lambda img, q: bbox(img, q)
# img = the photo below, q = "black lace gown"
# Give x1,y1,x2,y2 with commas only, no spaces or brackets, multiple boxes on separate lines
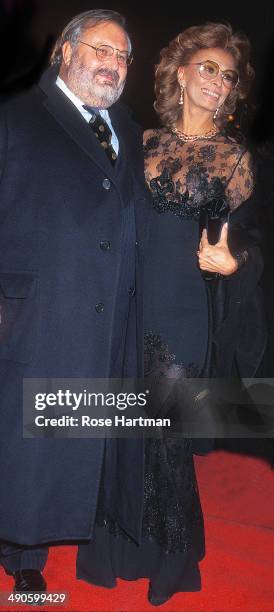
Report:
76,128,254,602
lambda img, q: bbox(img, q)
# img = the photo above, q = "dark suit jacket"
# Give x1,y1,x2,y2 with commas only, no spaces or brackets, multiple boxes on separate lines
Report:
0,67,151,545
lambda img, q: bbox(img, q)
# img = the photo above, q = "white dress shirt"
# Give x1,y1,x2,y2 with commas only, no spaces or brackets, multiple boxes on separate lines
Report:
56,76,119,154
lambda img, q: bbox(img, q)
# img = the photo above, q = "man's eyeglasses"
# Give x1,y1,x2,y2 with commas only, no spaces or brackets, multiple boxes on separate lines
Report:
185,59,239,90
78,41,133,67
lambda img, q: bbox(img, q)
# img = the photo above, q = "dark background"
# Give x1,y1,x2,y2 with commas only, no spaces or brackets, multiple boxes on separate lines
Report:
1,0,274,133
0,0,274,461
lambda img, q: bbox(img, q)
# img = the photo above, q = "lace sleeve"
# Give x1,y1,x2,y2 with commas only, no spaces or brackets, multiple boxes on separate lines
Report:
226,150,254,212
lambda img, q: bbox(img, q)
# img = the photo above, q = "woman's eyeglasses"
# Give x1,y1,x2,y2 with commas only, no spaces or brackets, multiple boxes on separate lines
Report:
185,59,239,90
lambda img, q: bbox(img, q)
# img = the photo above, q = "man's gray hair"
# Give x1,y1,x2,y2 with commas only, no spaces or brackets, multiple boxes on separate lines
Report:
50,9,132,67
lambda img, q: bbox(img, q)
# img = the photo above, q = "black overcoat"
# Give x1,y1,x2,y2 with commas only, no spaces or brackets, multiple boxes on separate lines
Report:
0,68,150,545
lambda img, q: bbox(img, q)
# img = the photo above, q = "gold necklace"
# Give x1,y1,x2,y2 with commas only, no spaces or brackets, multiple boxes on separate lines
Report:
171,124,218,142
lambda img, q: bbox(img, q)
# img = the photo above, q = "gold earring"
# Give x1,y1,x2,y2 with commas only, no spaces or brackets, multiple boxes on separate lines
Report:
179,83,184,106
214,106,219,121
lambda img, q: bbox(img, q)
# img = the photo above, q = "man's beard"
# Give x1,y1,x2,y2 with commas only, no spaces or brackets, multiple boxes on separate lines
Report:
66,53,126,108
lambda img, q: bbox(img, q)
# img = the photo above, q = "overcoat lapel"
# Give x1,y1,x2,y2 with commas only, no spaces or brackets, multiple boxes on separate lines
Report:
38,68,118,184
109,103,151,251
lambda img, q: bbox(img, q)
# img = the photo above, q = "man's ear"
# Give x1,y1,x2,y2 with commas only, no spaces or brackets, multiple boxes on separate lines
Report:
62,41,73,66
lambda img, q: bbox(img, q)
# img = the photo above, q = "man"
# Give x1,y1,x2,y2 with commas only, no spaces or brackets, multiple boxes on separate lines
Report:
0,9,149,592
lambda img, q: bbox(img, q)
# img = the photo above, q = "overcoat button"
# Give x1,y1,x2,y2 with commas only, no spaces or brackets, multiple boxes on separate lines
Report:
95,303,105,313
100,240,111,251
102,178,111,190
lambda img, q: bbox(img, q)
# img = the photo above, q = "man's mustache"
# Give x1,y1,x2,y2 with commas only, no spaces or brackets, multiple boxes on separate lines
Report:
95,69,119,85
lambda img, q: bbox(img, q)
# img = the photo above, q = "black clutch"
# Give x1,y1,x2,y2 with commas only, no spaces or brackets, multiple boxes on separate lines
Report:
199,195,230,280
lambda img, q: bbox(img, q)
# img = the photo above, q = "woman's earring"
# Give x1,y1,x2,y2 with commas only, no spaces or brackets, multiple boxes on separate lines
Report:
179,83,184,106
214,106,219,121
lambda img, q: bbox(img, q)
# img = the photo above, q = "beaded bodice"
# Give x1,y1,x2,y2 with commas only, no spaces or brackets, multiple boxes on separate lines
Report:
144,128,254,219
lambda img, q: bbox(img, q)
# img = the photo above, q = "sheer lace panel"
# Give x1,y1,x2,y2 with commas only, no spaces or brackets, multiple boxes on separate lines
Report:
143,128,254,215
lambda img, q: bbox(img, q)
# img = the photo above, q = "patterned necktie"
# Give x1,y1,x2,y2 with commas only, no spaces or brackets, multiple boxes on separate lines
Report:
83,105,117,166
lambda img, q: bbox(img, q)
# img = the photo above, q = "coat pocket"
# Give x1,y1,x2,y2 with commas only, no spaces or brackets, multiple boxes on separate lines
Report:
0,271,38,363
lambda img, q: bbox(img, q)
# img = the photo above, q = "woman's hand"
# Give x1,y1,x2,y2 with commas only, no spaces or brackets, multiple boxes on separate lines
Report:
197,223,238,276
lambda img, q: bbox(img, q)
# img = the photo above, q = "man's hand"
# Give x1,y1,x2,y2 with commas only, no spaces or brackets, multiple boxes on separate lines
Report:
197,223,238,276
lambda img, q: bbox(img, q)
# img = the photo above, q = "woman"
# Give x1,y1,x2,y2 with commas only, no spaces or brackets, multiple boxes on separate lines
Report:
77,22,266,606
142,21,266,603
144,22,265,378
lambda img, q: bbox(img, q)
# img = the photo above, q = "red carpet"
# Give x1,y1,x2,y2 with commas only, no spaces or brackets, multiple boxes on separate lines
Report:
1,450,274,612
